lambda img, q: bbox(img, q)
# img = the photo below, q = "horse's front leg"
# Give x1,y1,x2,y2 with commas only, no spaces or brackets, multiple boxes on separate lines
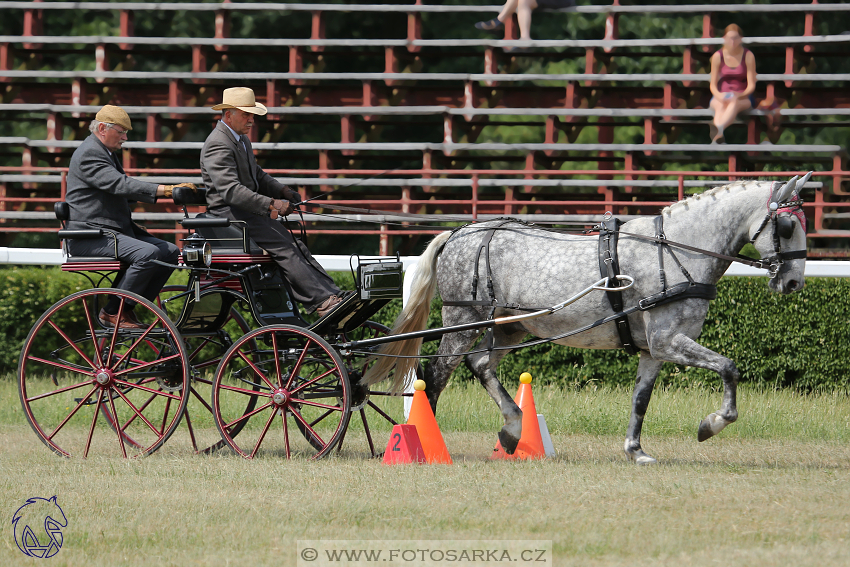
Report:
624,352,664,464
651,333,740,442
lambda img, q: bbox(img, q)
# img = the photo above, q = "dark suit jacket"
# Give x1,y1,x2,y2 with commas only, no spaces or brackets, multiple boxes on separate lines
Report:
201,121,292,216
66,135,159,235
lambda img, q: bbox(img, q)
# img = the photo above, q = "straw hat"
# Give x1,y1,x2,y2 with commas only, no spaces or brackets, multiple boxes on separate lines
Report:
211,87,268,115
95,105,132,131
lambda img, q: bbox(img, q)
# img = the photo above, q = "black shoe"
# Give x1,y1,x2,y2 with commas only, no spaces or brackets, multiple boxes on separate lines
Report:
475,18,504,33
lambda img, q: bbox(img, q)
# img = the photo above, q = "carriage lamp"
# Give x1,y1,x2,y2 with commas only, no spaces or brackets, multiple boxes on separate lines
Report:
182,233,212,267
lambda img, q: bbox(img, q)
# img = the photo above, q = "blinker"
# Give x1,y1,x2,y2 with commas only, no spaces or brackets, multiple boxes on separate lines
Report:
776,215,795,239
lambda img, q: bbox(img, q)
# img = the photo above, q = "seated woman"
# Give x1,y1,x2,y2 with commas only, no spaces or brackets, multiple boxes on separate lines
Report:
709,24,757,144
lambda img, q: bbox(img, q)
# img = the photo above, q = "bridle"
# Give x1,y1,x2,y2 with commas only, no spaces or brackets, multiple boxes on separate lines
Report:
745,181,807,278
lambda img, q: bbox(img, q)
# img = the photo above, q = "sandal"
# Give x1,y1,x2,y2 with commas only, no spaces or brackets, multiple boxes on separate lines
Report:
475,18,504,32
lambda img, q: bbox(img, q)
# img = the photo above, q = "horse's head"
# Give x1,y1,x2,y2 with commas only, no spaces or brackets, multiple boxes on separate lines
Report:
749,174,809,294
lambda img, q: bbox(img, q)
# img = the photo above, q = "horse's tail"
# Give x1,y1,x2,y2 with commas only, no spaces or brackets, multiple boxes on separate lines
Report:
361,231,452,390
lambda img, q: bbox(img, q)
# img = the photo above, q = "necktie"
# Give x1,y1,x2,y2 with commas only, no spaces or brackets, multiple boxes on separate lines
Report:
242,136,259,188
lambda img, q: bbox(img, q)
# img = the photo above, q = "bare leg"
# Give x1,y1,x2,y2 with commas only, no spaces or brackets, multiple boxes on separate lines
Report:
715,97,753,134
516,0,538,40
624,352,664,464
497,0,520,23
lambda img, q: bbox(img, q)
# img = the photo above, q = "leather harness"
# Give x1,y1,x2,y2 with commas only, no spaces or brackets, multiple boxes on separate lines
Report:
442,217,719,355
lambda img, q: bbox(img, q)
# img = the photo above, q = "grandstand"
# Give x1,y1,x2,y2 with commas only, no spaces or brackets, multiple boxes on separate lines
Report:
0,1,848,256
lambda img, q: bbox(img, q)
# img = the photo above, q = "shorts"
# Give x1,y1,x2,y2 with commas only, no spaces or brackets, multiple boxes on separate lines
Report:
535,0,576,9
717,93,755,107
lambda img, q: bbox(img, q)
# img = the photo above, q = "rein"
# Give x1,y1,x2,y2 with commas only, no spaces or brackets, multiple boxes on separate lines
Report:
614,194,807,279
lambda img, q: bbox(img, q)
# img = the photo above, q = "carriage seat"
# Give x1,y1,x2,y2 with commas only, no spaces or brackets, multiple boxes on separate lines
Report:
182,213,265,255
54,201,124,268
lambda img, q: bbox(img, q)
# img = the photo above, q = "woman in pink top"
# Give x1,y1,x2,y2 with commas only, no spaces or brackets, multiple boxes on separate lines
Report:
709,24,757,143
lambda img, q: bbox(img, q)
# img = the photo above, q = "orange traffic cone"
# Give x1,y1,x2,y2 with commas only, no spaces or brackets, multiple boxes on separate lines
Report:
406,379,452,464
491,372,546,460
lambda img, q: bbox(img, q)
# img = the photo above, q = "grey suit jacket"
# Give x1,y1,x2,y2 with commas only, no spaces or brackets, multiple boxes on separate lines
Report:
66,135,159,235
201,121,291,216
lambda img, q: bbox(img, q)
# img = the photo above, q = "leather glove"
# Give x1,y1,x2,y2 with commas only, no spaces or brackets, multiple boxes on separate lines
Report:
284,187,302,204
163,182,198,198
269,198,293,220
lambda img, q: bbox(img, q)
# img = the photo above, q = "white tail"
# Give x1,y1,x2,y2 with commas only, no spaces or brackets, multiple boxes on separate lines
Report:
361,231,452,390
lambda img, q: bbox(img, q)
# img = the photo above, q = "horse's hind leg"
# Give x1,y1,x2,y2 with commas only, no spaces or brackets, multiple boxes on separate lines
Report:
423,327,483,413
465,327,528,455
624,352,664,465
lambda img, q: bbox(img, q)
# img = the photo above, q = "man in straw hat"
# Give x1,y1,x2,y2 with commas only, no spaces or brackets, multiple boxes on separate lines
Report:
201,87,346,317
65,104,197,329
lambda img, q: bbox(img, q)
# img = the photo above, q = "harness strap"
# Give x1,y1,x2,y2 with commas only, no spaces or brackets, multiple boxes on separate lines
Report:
598,217,637,355
441,299,545,312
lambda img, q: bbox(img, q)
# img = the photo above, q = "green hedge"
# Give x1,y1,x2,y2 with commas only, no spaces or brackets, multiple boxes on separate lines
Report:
2,267,848,391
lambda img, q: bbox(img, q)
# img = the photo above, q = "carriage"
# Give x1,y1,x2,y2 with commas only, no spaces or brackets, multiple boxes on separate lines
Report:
17,174,809,464
17,186,421,460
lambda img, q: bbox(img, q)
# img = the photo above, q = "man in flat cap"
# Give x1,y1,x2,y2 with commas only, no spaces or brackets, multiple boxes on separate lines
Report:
200,87,345,317
65,104,196,328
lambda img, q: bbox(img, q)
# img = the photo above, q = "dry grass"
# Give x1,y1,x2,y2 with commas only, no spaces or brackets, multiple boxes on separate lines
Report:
2,379,849,567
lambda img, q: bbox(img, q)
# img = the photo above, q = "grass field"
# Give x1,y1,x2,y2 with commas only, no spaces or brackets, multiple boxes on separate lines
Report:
2,377,849,566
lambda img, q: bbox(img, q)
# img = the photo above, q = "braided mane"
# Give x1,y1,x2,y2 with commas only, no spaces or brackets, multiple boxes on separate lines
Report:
661,180,764,217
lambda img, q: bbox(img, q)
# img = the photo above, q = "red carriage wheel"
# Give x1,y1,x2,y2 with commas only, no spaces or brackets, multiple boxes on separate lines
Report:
339,321,420,457
212,325,350,459
18,288,190,458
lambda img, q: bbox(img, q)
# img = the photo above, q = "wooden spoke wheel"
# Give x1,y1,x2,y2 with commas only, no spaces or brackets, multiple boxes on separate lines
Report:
18,289,190,458
212,325,350,460
153,286,258,454
339,321,419,457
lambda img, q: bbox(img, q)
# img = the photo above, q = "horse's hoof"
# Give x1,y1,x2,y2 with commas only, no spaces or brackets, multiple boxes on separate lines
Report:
498,429,519,455
697,412,729,442
624,444,657,465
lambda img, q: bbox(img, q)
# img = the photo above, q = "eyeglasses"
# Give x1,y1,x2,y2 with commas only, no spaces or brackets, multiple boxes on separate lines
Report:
105,123,129,135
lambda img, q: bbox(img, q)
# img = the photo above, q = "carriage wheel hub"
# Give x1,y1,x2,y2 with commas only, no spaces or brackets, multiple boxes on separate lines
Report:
95,369,112,385
272,389,289,406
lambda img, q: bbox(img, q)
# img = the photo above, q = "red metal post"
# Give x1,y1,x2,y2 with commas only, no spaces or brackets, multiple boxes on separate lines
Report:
385,47,398,86
784,46,796,88
471,174,479,219
23,0,43,50
701,13,713,53
289,46,304,86
119,10,135,51
146,114,162,154
192,45,207,77
803,2,816,54
311,11,325,53
603,0,619,54
407,0,422,53
95,44,108,84
215,0,231,52
0,43,10,70
443,114,454,144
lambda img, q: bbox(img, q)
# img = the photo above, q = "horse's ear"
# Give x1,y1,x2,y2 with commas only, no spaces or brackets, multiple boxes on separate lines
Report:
795,171,814,195
774,175,798,203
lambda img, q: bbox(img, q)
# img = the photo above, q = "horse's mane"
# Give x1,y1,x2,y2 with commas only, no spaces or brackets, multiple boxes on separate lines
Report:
661,180,765,217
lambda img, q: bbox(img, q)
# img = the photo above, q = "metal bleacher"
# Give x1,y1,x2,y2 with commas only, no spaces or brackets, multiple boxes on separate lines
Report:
0,1,848,254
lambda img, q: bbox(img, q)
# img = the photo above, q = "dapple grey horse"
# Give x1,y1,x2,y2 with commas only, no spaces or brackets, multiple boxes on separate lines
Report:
364,176,809,463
